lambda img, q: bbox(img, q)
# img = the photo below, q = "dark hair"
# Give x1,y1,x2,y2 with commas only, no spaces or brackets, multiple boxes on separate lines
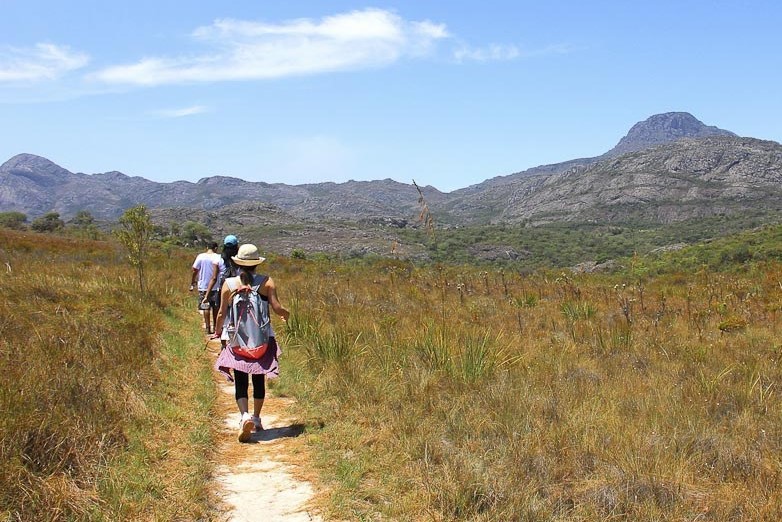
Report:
222,243,239,276
239,265,256,285
208,241,218,250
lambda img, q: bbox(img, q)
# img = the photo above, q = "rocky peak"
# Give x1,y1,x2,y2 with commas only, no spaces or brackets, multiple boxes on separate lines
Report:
605,112,736,157
0,153,78,186
1,153,67,173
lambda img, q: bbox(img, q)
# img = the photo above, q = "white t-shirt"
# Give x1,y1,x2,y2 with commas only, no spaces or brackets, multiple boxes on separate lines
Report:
192,252,221,291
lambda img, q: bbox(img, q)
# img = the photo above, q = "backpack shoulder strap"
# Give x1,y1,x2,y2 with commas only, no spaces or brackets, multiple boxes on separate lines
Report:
251,273,269,291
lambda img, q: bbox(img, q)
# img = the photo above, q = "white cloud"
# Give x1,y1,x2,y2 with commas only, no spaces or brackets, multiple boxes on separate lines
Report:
453,44,520,63
453,42,574,63
0,43,89,82
93,9,449,86
153,105,209,118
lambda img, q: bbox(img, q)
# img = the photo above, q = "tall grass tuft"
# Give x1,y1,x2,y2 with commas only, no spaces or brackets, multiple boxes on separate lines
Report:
414,324,454,376
459,331,513,384
307,329,364,365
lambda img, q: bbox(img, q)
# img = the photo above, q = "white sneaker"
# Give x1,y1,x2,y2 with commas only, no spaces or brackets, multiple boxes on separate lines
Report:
238,412,254,443
250,415,263,432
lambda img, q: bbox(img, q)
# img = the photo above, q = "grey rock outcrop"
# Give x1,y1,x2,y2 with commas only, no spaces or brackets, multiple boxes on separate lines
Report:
605,112,737,157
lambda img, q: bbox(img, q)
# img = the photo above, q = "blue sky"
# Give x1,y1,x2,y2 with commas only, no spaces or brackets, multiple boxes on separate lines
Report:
1,1,780,192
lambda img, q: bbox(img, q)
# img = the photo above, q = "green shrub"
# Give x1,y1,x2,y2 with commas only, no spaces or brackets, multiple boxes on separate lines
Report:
30,212,64,232
0,211,27,229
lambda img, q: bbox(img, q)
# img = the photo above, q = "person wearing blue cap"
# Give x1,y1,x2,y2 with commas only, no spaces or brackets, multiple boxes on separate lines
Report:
204,235,240,339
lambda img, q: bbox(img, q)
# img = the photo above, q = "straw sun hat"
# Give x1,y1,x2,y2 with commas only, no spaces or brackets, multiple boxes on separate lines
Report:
231,244,266,266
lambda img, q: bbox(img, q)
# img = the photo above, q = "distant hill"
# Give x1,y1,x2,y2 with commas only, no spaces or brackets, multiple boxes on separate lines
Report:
0,154,447,222
1,112,779,233
494,136,782,224
442,112,750,224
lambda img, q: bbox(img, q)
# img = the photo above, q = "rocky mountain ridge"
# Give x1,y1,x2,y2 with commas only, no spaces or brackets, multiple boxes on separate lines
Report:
497,136,782,224
1,112,779,231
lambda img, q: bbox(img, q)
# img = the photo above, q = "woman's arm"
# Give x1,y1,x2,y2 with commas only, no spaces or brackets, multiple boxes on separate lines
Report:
214,281,232,336
264,277,290,322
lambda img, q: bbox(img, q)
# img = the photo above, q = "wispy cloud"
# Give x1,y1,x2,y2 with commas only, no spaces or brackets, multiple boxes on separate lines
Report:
92,9,449,86
153,105,210,118
453,42,575,63
0,43,89,83
453,44,520,63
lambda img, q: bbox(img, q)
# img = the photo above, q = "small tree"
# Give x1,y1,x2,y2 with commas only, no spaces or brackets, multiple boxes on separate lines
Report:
69,210,95,227
31,212,65,232
68,210,100,239
0,211,27,230
169,222,181,237
181,221,212,246
115,205,153,294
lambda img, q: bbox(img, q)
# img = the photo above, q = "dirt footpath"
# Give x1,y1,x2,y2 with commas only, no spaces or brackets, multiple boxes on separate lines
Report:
207,337,322,521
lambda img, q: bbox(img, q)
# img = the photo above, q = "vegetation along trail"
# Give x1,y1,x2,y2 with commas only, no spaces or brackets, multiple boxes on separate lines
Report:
207,335,322,521
4,216,782,519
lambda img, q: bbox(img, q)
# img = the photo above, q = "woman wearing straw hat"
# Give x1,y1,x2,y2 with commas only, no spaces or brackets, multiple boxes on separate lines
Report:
214,243,290,442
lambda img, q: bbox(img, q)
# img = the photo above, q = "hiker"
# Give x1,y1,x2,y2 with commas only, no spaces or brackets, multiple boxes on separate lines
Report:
190,242,221,335
203,235,240,340
214,243,290,442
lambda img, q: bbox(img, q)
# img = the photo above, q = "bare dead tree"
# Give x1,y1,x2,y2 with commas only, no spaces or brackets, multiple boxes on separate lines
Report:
412,179,435,239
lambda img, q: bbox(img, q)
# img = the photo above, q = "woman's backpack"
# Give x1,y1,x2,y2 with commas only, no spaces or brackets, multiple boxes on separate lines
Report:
226,275,271,360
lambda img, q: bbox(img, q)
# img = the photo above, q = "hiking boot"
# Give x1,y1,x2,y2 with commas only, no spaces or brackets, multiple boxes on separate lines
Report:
250,415,263,432
238,412,254,443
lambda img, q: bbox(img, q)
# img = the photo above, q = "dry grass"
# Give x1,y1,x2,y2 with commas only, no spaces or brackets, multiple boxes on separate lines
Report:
0,228,215,520
273,258,782,520
3,226,781,520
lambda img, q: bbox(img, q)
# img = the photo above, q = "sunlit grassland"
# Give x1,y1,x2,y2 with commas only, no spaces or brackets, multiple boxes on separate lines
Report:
3,221,782,520
0,229,216,520
275,256,782,520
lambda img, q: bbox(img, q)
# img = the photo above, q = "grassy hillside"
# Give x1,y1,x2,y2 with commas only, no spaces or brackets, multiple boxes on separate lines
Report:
395,211,782,268
644,222,782,273
0,229,216,520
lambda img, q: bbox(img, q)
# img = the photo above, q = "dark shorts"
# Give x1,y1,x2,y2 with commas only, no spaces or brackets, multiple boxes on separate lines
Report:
198,290,220,310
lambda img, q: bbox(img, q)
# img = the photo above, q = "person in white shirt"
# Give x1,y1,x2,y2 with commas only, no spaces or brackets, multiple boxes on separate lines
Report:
189,242,221,334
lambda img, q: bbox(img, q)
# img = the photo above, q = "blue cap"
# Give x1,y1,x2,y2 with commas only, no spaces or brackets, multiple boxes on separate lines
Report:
223,234,238,246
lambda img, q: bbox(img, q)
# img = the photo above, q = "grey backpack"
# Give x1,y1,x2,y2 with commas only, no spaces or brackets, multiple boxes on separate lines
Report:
226,274,270,360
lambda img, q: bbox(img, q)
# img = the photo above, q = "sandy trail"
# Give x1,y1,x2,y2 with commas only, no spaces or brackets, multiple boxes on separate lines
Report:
207,337,322,521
